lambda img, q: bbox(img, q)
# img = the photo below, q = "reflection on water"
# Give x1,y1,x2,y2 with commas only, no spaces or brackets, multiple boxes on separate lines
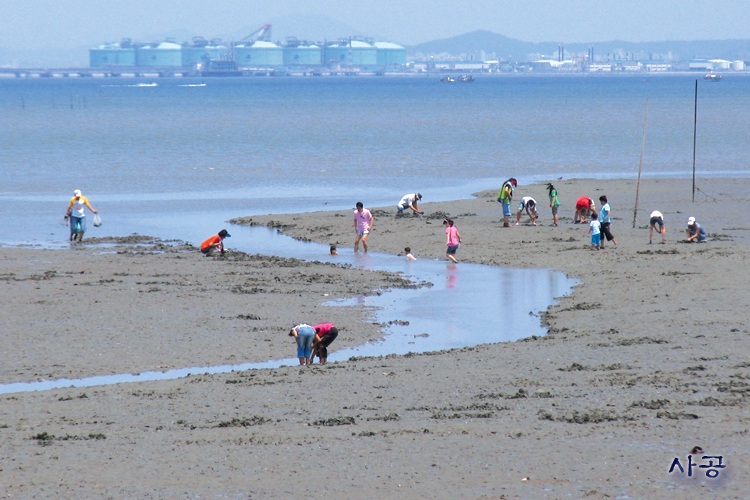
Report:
0,226,576,394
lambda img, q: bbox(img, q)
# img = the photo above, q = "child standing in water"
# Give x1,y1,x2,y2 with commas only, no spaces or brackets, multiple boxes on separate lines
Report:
405,247,417,261
443,219,461,263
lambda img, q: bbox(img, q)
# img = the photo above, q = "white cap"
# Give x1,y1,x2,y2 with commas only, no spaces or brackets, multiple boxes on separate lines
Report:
687,217,696,225
73,189,82,197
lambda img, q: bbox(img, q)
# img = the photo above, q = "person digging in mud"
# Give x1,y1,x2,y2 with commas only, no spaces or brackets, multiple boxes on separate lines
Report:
649,211,666,244
289,324,316,366
396,193,423,215
311,323,339,365
200,229,230,256
515,196,538,226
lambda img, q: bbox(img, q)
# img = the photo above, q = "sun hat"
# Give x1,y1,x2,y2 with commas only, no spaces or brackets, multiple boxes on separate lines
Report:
73,189,82,197
219,229,231,238
687,217,696,225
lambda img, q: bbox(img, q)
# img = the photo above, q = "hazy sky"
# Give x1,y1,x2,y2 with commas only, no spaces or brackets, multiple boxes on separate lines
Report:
2,0,749,49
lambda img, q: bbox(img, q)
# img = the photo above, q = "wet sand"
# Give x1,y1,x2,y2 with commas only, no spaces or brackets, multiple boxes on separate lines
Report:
1,177,748,498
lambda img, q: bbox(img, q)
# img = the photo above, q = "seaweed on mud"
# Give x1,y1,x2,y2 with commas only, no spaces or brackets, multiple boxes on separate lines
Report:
313,416,356,426
538,409,630,424
615,337,668,346
507,389,528,399
656,411,700,420
638,248,680,255
31,432,106,445
630,399,670,410
472,392,506,400
366,413,401,422
431,412,494,420
216,416,271,428
689,396,744,407
559,363,589,372
235,314,261,320
558,302,602,312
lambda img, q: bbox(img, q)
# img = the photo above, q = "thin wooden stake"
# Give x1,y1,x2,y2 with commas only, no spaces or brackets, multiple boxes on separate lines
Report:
632,99,649,229
692,79,698,202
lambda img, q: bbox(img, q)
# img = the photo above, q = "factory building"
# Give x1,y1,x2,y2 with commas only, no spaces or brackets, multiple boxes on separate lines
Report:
136,42,183,67
374,42,406,66
90,24,406,70
283,38,323,66
90,40,136,66
324,40,377,67
182,37,227,67
234,41,284,67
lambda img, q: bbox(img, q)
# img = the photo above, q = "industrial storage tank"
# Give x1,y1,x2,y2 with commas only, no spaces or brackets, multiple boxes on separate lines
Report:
324,39,377,67
733,60,746,70
90,39,136,67
373,41,406,67
282,38,322,66
182,37,227,67
136,42,183,67
234,41,283,67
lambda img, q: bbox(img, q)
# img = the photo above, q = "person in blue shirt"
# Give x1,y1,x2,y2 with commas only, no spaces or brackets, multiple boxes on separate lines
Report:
686,217,707,242
598,195,618,248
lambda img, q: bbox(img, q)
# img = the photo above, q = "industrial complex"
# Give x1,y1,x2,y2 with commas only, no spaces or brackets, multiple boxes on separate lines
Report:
88,25,407,75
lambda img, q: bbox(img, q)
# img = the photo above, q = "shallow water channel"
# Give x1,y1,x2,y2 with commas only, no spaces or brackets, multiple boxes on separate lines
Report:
0,225,576,394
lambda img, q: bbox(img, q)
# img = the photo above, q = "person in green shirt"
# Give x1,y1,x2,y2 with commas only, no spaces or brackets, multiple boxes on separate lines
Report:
547,183,560,227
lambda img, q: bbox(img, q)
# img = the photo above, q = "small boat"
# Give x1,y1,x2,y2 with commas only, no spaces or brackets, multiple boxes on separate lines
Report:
458,75,475,82
439,76,455,82
703,73,721,81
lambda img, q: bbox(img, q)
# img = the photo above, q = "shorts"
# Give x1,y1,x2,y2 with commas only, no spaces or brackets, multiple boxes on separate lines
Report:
316,328,339,358
356,229,370,236
70,216,85,235
601,222,614,241
591,233,601,245
502,202,511,217
551,206,558,215
650,216,664,229
296,327,315,358
446,244,459,255
397,204,407,211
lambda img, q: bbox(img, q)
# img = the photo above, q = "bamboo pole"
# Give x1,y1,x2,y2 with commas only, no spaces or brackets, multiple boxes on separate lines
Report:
632,99,649,228
692,80,698,202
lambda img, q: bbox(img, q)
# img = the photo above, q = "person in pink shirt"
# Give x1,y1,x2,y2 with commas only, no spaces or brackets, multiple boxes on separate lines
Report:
353,201,374,252
443,218,462,263
311,322,339,365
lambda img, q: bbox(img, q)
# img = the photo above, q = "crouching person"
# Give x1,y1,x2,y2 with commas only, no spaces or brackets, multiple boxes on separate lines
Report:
312,323,339,365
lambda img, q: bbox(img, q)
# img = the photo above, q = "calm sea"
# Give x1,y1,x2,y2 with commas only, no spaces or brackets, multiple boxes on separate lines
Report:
1,74,749,246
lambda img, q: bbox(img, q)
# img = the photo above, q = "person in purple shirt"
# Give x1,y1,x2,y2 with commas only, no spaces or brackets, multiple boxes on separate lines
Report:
353,201,374,253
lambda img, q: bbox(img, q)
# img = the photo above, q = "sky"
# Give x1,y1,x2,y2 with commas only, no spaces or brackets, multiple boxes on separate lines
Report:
1,0,749,50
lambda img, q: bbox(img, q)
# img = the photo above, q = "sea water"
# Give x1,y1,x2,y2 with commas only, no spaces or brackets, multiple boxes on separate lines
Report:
1,74,749,246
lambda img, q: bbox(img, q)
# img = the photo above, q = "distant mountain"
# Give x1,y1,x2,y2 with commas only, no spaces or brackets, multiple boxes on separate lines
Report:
407,30,750,62
408,30,557,61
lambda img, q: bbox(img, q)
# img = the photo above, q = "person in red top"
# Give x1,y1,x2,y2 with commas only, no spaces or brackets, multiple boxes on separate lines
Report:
574,196,596,224
200,229,230,256
311,322,338,365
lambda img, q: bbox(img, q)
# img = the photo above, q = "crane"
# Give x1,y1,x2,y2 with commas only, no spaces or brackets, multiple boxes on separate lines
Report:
241,24,272,42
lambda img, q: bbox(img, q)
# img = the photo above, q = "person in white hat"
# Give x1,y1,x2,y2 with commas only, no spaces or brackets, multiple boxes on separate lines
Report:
65,189,98,242
686,217,706,242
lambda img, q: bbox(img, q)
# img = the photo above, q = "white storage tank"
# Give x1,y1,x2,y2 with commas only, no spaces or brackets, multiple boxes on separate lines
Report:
234,41,283,67
732,60,746,71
